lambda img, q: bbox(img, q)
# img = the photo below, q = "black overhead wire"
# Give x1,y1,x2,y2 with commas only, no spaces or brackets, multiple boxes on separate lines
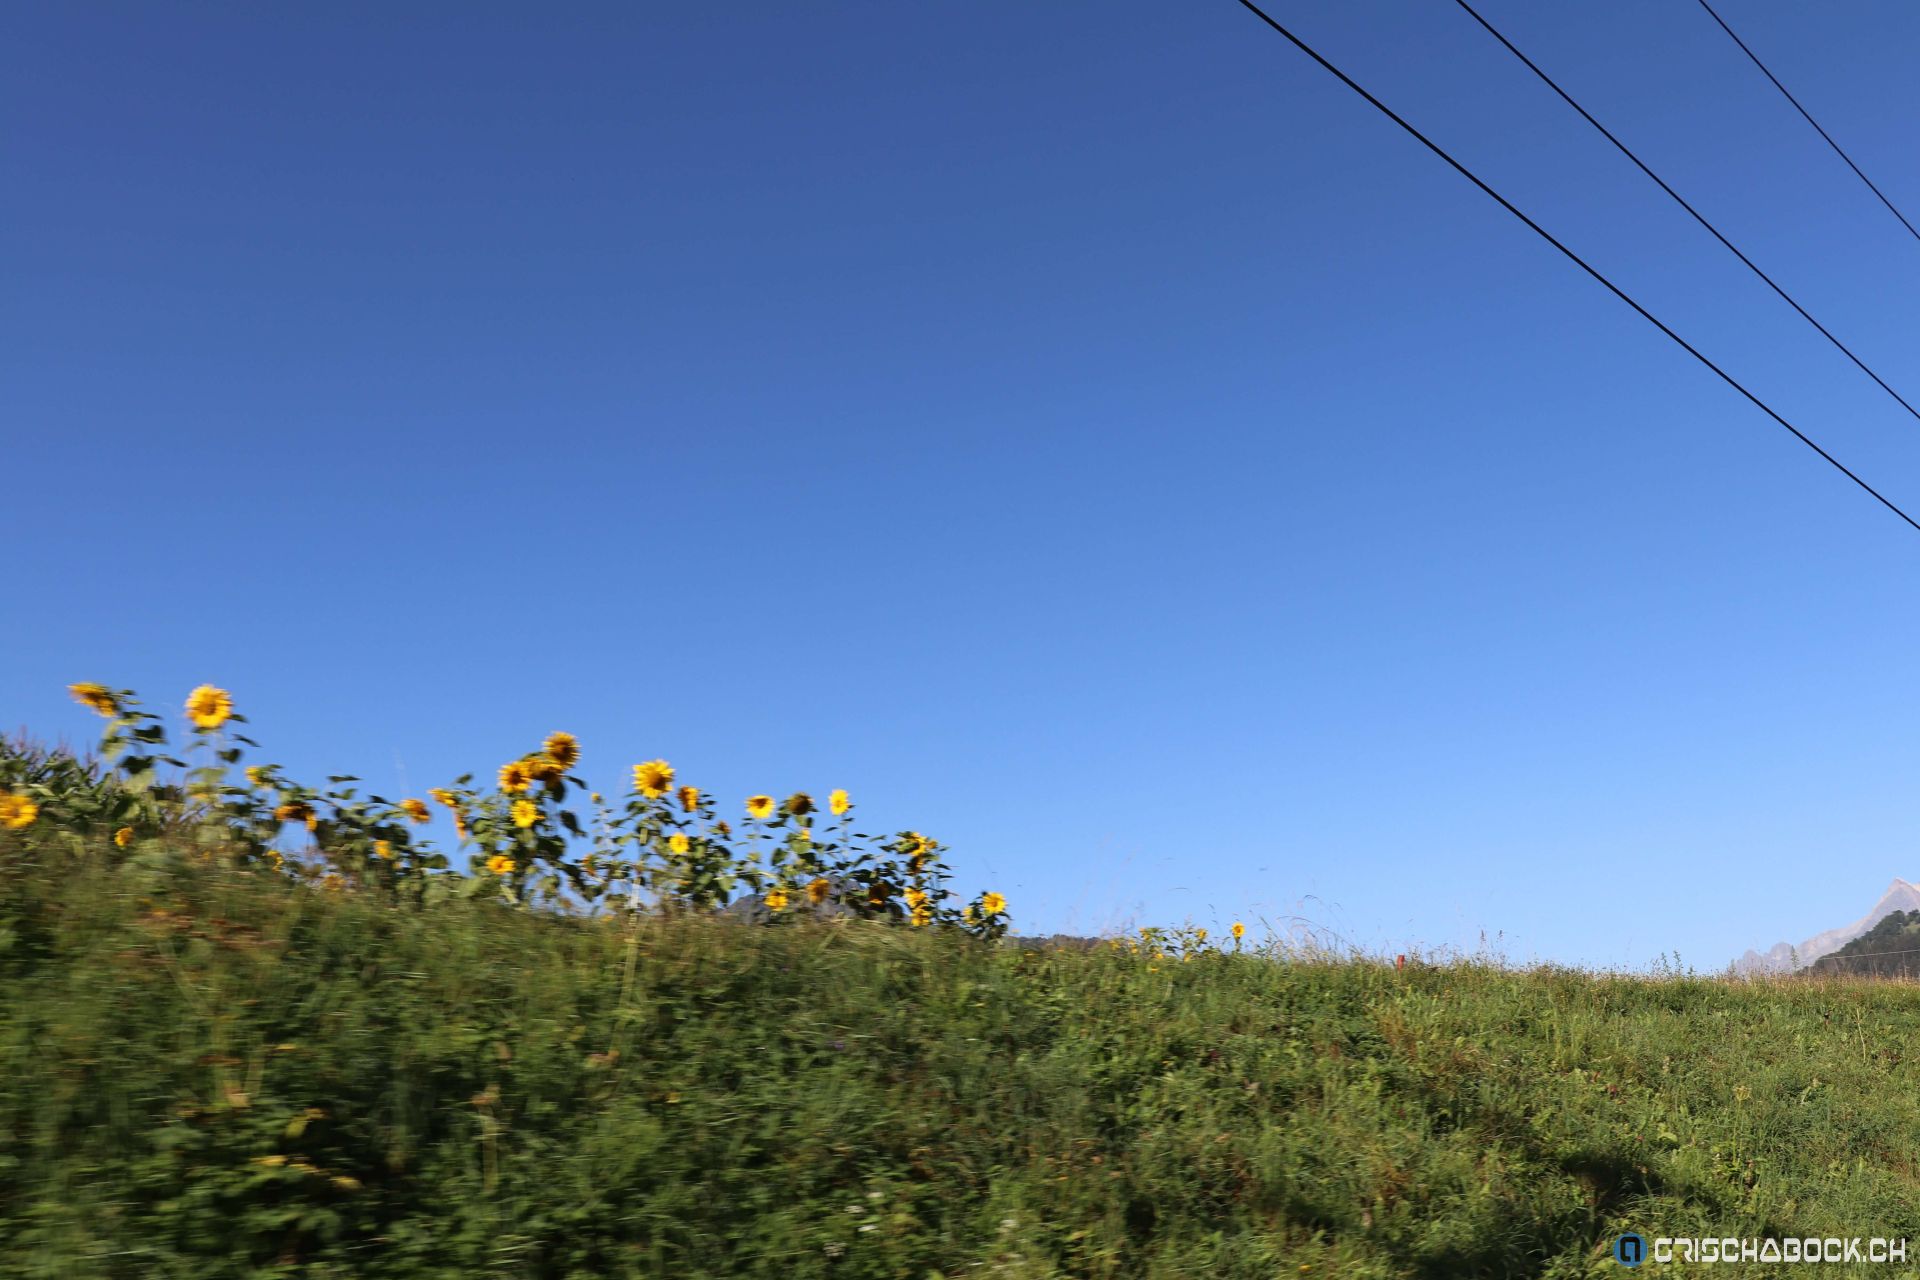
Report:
1455,0,1920,429
1695,0,1920,248
1229,0,1920,536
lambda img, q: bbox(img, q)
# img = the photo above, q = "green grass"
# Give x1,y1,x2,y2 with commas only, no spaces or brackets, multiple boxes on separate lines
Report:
4,841,1920,1278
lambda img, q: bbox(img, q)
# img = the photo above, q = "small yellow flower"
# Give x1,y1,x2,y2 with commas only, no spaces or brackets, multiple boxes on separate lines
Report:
399,798,430,824
429,787,459,808
784,792,814,816
667,833,691,856
805,876,831,906
498,760,533,793
745,794,775,820
1231,922,1246,941
373,839,393,860
0,794,39,829
244,765,270,787
794,826,811,843
677,784,701,813
542,731,580,770
829,788,850,816
1194,928,1207,944
184,684,233,730
981,892,1007,917
266,849,285,871
911,904,932,928
69,682,119,716
633,760,674,798
486,853,514,876
453,813,468,840
113,826,134,847
764,887,791,912
904,886,928,910
511,799,539,828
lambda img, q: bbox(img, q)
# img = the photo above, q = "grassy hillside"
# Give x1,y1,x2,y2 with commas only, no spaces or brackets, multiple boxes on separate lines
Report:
5,843,1920,1278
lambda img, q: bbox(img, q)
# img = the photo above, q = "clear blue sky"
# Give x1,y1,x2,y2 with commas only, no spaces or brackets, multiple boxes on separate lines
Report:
9,1,1920,969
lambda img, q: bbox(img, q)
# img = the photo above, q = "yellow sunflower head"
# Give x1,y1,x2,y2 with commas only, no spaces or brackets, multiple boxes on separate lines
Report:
485,853,514,876
1,793,40,830
185,685,234,731
829,788,850,816
633,760,674,798
764,886,791,912
904,886,928,909
113,825,134,848
373,839,394,860
745,794,775,820
667,833,691,856
498,760,533,794
69,682,119,717
805,876,831,906
542,731,580,771
1231,922,1246,940
910,904,932,928
1194,928,1207,944
980,892,1007,917
274,801,314,830
677,784,702,813
784,792,814,817
429,787,459,809
244,765,270,787
399,798,430,824
525,757,564,784
510,799,539,828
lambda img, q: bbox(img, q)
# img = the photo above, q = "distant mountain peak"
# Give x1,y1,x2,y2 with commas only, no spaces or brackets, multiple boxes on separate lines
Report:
1736,878,1920,974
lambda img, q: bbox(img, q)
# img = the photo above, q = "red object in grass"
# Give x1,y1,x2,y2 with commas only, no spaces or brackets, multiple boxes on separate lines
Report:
1395,954,1406,971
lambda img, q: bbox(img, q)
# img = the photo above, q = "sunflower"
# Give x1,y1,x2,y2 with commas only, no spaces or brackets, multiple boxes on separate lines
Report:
486,853,514,876
525,757,565,786
185,685,233,730
904,886,928,910
784,792,814,817
244,766,270,787
542,731,580,771
399,798,430,824
453,813,468,840
667,833,691,856
745,794,775,820
113,826,134,848
829,788,850,816
980,892,1007,917
373,840,394,860
713,820,731,838
805,876,831,906
1231,922,1246,941
498,760,533,794
764,886,791,912
677,785,701,813
910,904,932,928
511,799,539,828
69,682,119,716
633,760,674,798
1194,928,1207,944
274,801,316,832
866,881,892,908
430,787,459,809
0,794,38,829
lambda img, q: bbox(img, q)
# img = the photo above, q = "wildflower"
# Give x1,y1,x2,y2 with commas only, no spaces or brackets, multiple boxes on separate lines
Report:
69,682,119,716
981,892,1007,917
746,794,775,820
498,760,532,794
805,876,831,906
184,685,233,730
1194,928,1208,943
373,839,394,860
910,904,932,928
511,799,539,828
274,801,317,832
784,792,814,816
904,887,928,910
0,794,39,829
1232,922,1246,941
399,798,430,824
429,787,459,808
114,826,134,848
668,833,691,856
244,765,270,787
525,756,564,784
677,784,701,812
542,731,580,770
765,886,791,911
867,881,892,908
829,788,850,816
486,853,514,876
633,760,674,797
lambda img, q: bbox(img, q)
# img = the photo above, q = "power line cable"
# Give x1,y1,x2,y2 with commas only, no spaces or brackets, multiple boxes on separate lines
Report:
1455,0,1920,428
1229,0,1920,536
1695,0,1920,248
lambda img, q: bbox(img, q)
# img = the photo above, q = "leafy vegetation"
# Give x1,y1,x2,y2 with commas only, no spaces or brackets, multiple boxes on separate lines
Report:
1808,910,1920,979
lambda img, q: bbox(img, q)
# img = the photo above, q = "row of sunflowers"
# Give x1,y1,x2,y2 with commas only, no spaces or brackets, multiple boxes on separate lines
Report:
0,683,1011,937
